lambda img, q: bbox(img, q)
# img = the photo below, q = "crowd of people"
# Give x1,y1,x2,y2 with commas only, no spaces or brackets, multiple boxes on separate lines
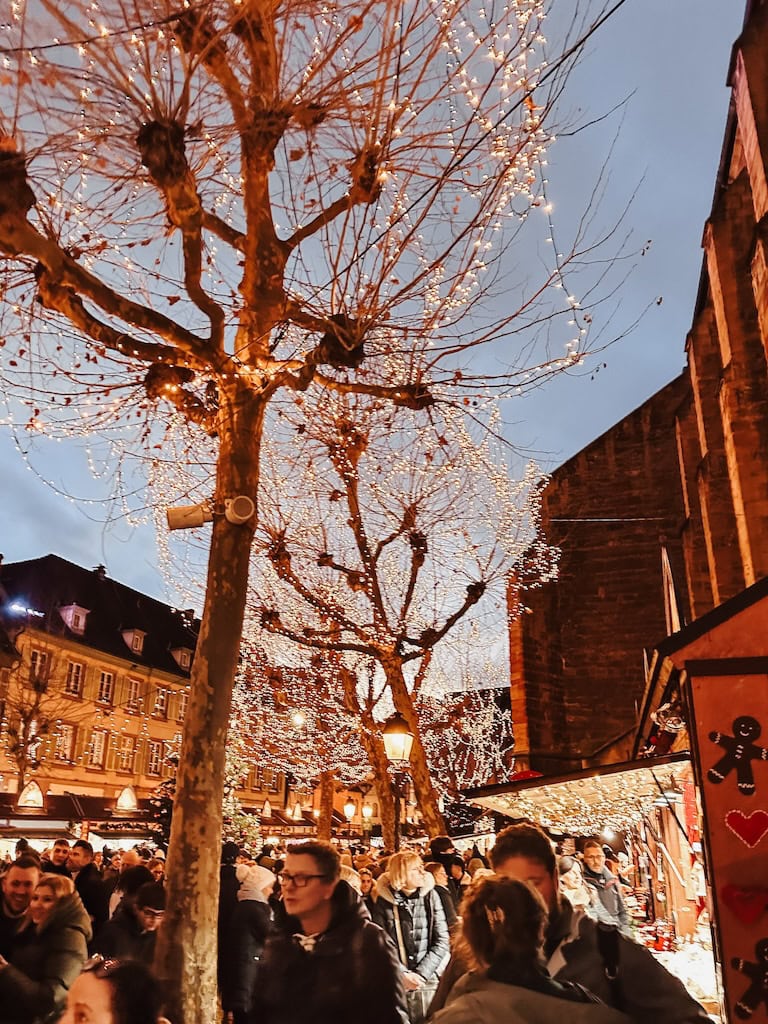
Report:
0,826,709,1024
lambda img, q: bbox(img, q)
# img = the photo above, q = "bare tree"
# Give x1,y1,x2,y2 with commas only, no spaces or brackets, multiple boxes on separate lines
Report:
0,646,96,793
254,392,552,836
1,0,624,1017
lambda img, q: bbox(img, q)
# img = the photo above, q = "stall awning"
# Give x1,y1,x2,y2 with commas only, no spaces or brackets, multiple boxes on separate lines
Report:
462,752,691,835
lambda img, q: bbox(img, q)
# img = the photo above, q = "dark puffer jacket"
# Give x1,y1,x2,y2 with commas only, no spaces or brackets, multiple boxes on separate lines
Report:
0,890,92,1024
372,872,450,981
257,879,408,1024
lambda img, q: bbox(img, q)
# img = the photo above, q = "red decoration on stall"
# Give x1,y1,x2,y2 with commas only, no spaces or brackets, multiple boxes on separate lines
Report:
725,809,768,848
722,884,768,926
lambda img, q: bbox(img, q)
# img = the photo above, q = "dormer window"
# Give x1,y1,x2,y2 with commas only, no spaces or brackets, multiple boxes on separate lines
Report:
171,647,193,671
59,604,89,636
122,629,146,656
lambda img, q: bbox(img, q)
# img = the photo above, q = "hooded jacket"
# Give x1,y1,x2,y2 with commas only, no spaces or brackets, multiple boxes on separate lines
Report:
372,871,450,981
431,968,631,1024
0,890,92,1024
257,879,408,1024
429,899,709,1024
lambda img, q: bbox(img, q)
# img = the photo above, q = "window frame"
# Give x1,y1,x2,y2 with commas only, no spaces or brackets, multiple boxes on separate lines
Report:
97,670,115,705
64,660,84,698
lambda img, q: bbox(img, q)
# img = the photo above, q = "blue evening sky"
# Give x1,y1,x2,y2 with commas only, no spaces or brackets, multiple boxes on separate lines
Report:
1,0,745,603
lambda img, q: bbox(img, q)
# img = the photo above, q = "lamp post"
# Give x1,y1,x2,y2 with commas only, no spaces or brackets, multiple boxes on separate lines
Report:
361,801,374,846
343,798,356,846
382,712,414,852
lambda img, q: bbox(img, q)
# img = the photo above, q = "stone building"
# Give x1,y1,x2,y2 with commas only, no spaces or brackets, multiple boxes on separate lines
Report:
510,0,768,772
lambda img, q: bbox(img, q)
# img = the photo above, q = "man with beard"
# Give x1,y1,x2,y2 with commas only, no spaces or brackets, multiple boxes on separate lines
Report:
0,857,40,959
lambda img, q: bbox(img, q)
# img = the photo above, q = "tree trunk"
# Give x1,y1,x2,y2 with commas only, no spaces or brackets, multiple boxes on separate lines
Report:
317,770,335,841
359,727,397,850
382,653,447,839
154,383,264,1024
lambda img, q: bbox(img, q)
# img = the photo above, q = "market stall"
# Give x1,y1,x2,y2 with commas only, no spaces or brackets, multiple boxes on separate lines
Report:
463,753,719,1016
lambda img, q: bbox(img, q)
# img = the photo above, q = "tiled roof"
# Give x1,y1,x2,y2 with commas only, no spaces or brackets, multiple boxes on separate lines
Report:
0,554,198,679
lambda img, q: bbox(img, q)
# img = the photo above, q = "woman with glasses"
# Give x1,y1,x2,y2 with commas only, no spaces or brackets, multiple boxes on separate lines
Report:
0,874,91,1023
257,840,408,1024
372,851,450,1023
60,957,170,1024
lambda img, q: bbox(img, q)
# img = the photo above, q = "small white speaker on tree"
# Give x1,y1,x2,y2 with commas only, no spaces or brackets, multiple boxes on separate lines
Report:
224,495,255,525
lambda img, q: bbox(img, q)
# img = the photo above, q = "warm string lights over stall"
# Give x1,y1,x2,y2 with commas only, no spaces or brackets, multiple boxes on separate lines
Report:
466,756,692,836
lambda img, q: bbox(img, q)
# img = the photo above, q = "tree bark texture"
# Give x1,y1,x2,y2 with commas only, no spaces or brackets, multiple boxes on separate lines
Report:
155,383,264,1024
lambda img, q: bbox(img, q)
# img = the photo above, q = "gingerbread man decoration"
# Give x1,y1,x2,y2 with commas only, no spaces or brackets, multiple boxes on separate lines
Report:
733,939,768,1018
709,716,768,796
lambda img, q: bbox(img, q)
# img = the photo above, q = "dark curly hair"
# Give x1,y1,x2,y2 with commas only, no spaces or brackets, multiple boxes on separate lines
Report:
98,961,167,1024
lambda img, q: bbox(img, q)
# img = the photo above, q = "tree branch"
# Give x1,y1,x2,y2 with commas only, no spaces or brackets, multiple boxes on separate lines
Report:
0,212,210,360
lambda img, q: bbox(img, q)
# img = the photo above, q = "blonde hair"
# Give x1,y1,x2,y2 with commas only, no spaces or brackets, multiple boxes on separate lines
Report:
36,875,75,900
387,850,422,891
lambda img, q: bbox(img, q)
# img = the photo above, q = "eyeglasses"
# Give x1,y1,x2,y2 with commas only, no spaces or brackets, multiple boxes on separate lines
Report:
278,872,327,888
139,907,165,919
83,954,121,977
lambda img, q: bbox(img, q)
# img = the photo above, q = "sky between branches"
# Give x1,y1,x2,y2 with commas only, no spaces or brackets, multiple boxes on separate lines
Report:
1,0,744,603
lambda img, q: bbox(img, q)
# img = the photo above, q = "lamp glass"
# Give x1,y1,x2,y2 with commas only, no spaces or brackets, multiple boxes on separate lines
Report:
382,713,414,763
343,799,356,821
362,803,373,820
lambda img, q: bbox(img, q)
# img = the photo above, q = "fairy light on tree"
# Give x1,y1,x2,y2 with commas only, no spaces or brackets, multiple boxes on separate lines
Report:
253,389,554,838
2,1,632,1018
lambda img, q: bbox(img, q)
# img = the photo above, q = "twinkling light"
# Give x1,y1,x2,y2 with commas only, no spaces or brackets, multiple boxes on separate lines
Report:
469,758,692,835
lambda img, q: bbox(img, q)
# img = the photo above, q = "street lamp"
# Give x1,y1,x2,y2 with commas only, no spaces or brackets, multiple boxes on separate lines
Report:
382,712,414,852
361,801,374,845
343,798,356,845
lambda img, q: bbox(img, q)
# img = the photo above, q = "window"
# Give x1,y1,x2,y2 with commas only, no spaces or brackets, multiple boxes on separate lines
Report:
97,671,114,705
177,691,189,722
147,741,163,776
89,730,108,768
171,647,193,671
153,686,169,719
59,604,89,635
117,736,135,772
30,649,49,683
121,629,146,656
65,661,84,697
256,767,280,794
126,678,143,713
54,724,76,762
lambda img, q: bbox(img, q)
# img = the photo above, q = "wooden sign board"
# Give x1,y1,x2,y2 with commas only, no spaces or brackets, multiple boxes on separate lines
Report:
685,657,768,1022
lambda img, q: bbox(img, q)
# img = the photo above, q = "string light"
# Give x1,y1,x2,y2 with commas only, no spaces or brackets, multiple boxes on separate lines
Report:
470,760,692,835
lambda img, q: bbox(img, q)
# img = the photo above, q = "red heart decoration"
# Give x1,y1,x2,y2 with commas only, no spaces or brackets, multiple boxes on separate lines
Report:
725,809,768,848
722,884,768,925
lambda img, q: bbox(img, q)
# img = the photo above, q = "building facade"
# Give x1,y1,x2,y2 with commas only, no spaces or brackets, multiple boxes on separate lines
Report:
0,554,276,846
510,0,768,771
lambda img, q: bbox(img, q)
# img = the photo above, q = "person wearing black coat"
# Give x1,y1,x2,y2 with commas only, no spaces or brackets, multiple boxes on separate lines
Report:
256,841,408,1024
68,841,108,935
423,863,459,934
92,881,165,966
228,865,274,1024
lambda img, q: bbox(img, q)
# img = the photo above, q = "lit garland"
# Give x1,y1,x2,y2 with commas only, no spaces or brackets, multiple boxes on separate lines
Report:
469,760,692,835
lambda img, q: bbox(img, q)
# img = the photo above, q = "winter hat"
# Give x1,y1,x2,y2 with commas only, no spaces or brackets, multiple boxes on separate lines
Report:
236,863,275,902
222,841,240,865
